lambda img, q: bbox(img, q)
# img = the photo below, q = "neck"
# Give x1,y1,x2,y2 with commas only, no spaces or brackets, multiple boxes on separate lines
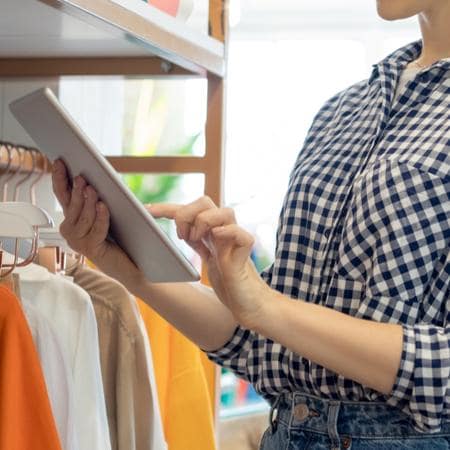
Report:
417,4,450,66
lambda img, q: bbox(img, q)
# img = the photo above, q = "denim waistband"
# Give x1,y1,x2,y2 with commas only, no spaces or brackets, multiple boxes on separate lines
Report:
270,392,450,440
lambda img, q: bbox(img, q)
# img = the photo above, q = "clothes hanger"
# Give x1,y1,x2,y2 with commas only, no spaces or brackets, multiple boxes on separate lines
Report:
29,149,47,205
0,144,55,271
0,202,54,228
0,146,54,228
0,142,13,177
1,144,21,202
0,143,78,274
0,210,37,278
13,147,36,201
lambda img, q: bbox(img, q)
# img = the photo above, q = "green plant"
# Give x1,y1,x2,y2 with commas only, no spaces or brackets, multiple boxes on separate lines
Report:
123,133,201,205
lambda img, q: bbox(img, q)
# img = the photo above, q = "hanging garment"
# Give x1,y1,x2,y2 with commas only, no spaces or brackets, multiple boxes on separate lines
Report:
16,263,111,450
22,302,77,450
0,284,62,450
138,299,217,450
67,263,167,450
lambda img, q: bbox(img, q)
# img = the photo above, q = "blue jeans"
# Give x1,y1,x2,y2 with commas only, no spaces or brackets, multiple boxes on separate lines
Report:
260,392,450,449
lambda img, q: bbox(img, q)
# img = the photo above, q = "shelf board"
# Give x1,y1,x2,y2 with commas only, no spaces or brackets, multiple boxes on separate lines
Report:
107,155,208,173
1,0,225,76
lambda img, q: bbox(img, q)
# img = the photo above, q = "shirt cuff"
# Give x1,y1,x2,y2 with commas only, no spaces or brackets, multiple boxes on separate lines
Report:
390,325,416,403
203,325,251,363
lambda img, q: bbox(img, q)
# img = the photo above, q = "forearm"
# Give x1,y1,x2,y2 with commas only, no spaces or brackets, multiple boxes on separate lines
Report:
252,287,403,394
136,280,238,351
90,244,238,351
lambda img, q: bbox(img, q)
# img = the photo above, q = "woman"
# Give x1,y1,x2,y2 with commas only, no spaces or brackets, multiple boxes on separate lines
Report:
52,0,450,448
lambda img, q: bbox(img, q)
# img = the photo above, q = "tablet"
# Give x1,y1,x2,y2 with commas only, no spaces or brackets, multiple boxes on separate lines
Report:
10,87,200,283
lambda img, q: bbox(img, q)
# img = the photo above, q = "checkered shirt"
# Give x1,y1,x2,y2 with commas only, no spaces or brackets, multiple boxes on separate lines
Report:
206,40,450,433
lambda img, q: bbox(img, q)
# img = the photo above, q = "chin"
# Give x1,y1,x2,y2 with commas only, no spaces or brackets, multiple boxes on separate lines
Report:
376,0,423,21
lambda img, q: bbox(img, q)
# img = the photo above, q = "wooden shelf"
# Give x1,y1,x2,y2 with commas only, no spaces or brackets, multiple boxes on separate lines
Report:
107,156,208,173
0,0,225,77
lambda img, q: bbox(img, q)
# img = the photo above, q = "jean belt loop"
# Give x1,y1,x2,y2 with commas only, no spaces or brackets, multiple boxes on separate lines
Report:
327,400,341,450
270,394,282,433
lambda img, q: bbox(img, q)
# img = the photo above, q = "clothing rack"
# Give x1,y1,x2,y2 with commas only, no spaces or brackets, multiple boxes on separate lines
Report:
0,140,50,174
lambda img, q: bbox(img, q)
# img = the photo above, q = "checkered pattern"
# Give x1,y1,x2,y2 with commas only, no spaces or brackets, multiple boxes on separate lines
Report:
206,41,450,433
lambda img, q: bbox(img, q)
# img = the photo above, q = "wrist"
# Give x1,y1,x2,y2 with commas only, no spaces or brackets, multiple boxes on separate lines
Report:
92,243,147,291
236,276,276,330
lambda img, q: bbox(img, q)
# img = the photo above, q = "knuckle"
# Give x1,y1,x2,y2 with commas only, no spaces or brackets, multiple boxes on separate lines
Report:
199,195,213,206
78,215,90,228
223,207,235,220
174,210,184,223
196,212,210,228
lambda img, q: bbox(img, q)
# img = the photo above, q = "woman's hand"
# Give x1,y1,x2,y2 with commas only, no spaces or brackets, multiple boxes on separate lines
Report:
149,197,270,328
51,160,145,286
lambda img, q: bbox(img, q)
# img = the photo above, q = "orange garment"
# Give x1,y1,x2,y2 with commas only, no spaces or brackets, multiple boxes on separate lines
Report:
138,299,217,450
0,285,62,450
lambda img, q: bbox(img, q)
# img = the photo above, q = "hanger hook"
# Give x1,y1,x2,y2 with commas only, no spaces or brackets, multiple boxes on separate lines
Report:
2,144,21,202
13,147,36,202
0,239,19,278
29,149,47,205
0,144,13,201
0,142,13,177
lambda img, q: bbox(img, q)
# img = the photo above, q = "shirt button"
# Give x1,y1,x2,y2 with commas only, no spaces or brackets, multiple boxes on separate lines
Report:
324,228,331,238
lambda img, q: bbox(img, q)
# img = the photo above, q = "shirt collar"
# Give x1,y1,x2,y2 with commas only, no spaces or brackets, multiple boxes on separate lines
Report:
368,39,450,84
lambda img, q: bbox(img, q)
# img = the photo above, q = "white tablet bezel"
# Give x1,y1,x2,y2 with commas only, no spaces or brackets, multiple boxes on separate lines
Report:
10,87,200,283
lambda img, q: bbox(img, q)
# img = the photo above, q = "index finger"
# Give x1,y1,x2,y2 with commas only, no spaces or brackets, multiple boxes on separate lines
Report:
51,159,71,211
146,203,181,219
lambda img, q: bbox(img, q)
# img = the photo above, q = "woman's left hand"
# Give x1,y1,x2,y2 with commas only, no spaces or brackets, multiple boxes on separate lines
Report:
149,198,270,328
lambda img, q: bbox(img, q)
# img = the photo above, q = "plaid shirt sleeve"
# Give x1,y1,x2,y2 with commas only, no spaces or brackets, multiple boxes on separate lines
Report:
205,326,255,381
337,157,450,432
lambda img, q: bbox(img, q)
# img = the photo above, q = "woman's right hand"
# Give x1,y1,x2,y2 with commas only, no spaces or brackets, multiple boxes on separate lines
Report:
51,159,144,286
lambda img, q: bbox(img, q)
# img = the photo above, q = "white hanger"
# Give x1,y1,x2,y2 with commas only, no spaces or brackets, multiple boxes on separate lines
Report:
0,210,38,277
0,201,54,228
0,203,51,270
38,229,72,254
0,210,35,238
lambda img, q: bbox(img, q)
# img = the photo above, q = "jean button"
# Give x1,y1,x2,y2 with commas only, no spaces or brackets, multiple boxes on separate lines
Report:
294,403,309,421
342,436,352,448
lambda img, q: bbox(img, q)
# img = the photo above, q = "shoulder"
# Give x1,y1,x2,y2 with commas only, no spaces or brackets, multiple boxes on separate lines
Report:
310,79,371,130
